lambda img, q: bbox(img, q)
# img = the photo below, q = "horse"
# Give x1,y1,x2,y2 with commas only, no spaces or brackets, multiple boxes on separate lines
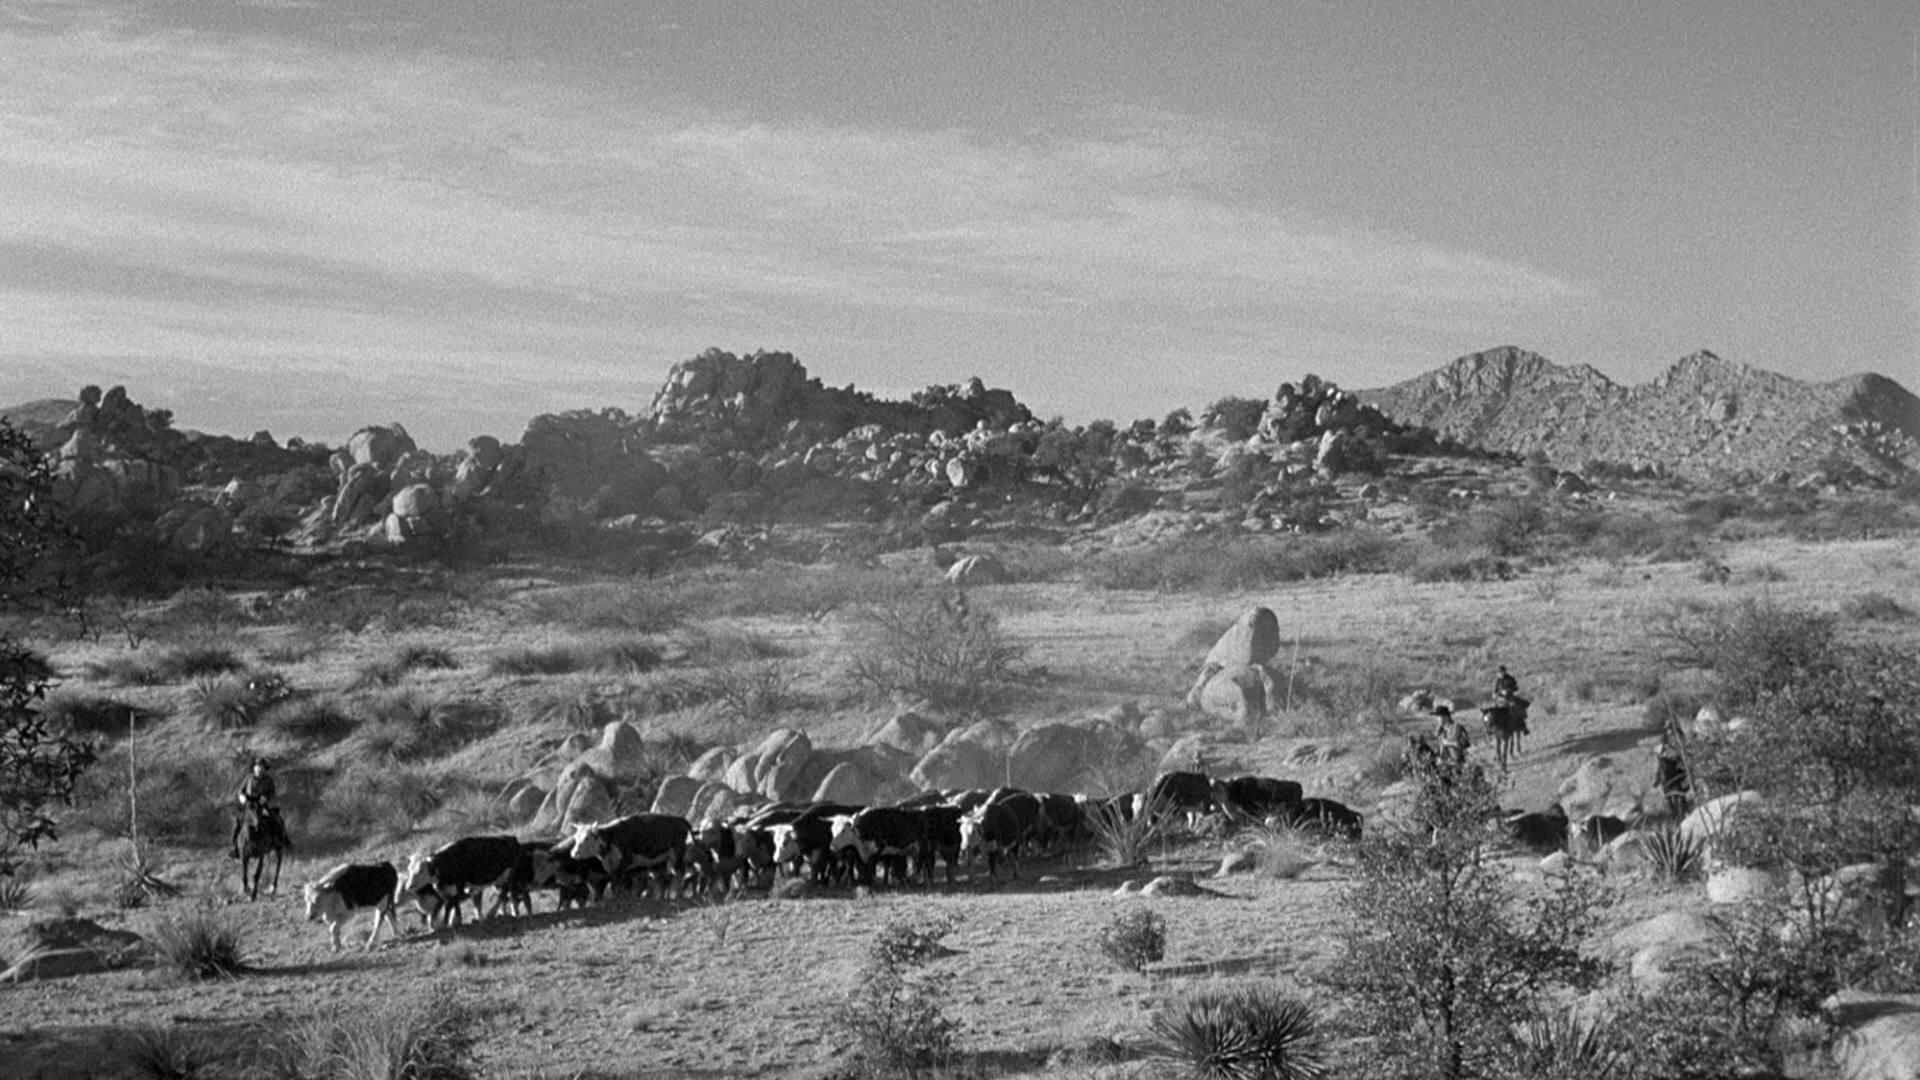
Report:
1478,697,1530,773
238,806,290,901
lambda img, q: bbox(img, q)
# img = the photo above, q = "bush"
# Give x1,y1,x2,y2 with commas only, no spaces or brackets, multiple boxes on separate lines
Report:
835,914,961,1079
156,644,247,681
350,643,461,690
844,589,1029,716
148,906,245,980
313,762,445,841
487,645,587,678
1146,982,1328,1080
261,695,357,743
120,1025,216,1080
39,691,162,739
289,983,479,1080
1647,599,1836,713
522,582,685,635
1842,592,1910,622
1086,794,1175,868
1096,906,1167,973
702,660,798,729
351,692,502,763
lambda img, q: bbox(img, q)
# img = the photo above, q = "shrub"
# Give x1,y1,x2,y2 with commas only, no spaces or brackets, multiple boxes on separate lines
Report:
1086,530,1402,593
844,589,1029,715
1647,599,1836,713
148,906,245,980
1843,592,1910,622
289,983,479,1080
522,583,684,635
156,644,247,681
313,762,445,841
1146,982,1328,1080
835,914,961,1079
261,695,357,743
120,1025,215,1080
703,660,798,729
350,643,461,690
1096,906,1167,973
487,645,586,678
351,692,501,762
83,653,166,687
590,638,665,676
40,691,162,739
1248,824,1315,881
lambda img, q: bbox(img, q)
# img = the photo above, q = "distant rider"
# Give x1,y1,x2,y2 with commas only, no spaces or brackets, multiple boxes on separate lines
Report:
1493,665,1520,703
229,758,281,858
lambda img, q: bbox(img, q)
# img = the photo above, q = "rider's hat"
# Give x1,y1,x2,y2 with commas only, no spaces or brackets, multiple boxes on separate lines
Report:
254,757,272,769
1432,704,1452,717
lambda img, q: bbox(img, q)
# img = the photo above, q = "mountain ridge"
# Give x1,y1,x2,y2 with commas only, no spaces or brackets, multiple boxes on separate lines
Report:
1357,346,1920,482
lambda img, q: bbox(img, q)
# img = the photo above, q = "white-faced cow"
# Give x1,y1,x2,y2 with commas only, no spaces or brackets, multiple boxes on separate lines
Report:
830,807,930,887
494,839,577,917
768,803,864,884
1148,771,1215,828
302,862,399,952
402,834,523,929
567,813,692,898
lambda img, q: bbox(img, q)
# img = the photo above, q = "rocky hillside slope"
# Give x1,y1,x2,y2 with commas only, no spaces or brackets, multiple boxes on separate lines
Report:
1358,346,1920,484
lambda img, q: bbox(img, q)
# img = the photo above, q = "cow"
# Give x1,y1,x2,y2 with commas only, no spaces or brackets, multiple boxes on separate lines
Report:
768,804,863,884
1212,776,1304,825
687,820,750,896
302,862,399,952
567,814,692,898
1148,771,1215,828
919,803,965,884
1507,804,1570,852
1289,798,1364,841
494,839,576,917
830,807,930,886
1034,793,1089,853
960,798,1033,880
401,835,523,929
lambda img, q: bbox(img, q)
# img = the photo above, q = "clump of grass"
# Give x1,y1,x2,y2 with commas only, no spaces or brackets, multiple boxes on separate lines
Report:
84,653,166,687
261,695,357,743
523,583,685,635
289,984,479,1080
1146,982,1329,1080
1087,530,1402,592
120,1025,214,1080
313,762,446,842
157,644,248,681
589,638,664,676
487,644,587,677
1097,906,1167,973
186,675,259,731
351,643,461,690
1843,592,1910,622
352,692,501,762
1249,824,1314,880
148,907,246,980
0,873,33,912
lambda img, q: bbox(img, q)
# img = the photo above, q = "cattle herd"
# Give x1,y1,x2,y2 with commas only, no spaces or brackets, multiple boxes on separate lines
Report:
298,770,1366,952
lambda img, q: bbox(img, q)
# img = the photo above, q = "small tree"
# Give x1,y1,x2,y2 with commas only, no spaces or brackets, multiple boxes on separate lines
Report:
1327,771,1607,1079
0,419,96,876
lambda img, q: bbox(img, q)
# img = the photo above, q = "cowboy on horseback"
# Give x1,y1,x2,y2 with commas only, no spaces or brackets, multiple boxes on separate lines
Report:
1493,665,1521,705
229,757,287,858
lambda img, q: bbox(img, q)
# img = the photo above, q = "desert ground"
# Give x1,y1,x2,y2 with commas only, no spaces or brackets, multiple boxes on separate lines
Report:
2,518,1917,1079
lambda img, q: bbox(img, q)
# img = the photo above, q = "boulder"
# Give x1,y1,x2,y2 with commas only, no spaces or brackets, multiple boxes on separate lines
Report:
1555,756,1646,823
0,918,147,983
1679,790,1763,849
505,782,546,822
651,775,704,819
164,505,234,554
345,424,416,469
332,462,390,526
1006,722,1147,795
811,761,890,805
866,711,948,757
1204,607,1282,670
910,729,1005,792
1706,865,1784,905
1195,664,1271,722
534,760,615,831
390,483,439,520
1828,991,1920,1080
944,554,1008,585
1610,910,1719,993
746,728,813,801
687,746,733,785
597,721,647,775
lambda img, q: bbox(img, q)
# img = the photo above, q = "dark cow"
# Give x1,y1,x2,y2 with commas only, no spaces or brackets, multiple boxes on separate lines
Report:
1033,793,1089,853
567,814,692,897
1213,776,1304,824
1507,804,1570,852
1289,797,1364,841
960,797,1037,879
830,807,930,886
302,862,399,952
1148,771,1215,826
402,835,523,929
494,839,577,917
919,804,965,884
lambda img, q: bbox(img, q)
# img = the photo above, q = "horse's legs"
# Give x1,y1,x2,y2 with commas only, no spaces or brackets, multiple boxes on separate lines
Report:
268,848,283,896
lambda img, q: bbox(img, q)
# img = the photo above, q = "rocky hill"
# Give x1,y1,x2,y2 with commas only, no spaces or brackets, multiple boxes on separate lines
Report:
1358,346,1920,485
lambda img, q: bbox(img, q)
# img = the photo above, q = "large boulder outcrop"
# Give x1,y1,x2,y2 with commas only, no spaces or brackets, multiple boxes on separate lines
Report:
910,728,1005,792
866,711,949,757
722,728,815,802
1194,664,1272,723
1829,991,1920,1080
532,760,616,832
343,424,416,469
1608,909,1719,993
1186,607,1280,717
1006,721,1149,794
0,918,147,983
1555,755,1648,823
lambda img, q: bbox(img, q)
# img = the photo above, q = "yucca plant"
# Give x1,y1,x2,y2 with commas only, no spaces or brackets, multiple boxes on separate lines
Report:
1509,1007,1628,1079
290,983,479,1080
1086,791,1177,868
120,1025,214,1080
1147,982,1329,1080
1636,823,1704,883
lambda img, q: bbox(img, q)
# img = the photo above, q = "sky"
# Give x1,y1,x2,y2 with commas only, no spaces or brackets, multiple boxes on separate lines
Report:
1,0,1915,451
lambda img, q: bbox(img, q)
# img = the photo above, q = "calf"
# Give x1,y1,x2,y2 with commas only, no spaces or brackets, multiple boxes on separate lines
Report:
830,807,930,886
919,803,964,884
495,839,573,917
1579,814,1632,851
568,814,692,898
1213,776,1304,824
302,862,399,952
768,807,851,884
1289,797,1364,841
1034,793,1088,853
402,835,523,929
